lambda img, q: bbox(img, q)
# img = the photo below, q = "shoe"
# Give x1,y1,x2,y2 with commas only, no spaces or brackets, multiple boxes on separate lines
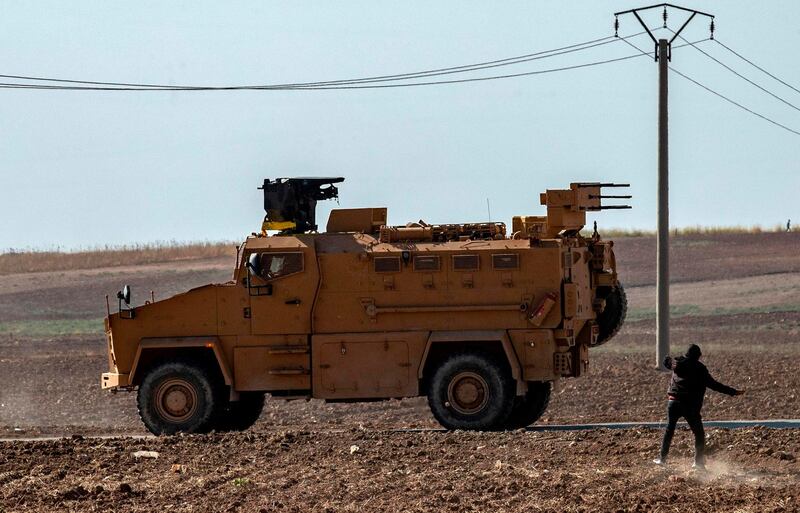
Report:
652,458,666,466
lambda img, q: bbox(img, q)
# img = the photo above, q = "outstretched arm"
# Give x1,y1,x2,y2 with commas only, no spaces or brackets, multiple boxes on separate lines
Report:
706,371,740,396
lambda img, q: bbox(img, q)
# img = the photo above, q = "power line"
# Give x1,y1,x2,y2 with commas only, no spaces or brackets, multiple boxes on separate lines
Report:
257,53,648,90
669,68,800,137
0,34,617,89
0,35,617,89
0,52,651,92
284,35,636,88
669,30,800,114
0,32,650,91
714,39,800,96
619,37,800,138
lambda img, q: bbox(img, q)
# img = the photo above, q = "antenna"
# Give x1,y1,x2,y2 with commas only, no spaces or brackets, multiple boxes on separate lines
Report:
486,198,492,220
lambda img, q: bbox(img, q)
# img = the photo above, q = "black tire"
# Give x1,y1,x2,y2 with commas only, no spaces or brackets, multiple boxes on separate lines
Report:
504,381,552,429
137,360,223,435
427,352,515,431
214,392,265,432
594,283,627,347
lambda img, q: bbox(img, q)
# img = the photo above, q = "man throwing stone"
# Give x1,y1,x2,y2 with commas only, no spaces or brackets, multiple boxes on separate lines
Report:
654,344,744,470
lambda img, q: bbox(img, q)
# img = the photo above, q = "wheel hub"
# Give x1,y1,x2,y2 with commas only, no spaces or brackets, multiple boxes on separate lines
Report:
447,371,489,415
154,378,198,423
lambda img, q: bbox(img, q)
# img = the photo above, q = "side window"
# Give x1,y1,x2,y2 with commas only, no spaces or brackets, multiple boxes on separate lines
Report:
413,255,440,272
258,252,304,279
452,254,479,271
374,256,401,273
492,253,519,270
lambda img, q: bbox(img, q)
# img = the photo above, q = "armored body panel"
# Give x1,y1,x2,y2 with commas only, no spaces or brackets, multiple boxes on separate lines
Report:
102,179,628,433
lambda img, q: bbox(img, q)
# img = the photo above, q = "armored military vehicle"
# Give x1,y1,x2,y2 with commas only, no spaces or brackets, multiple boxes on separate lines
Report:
102,177,628,433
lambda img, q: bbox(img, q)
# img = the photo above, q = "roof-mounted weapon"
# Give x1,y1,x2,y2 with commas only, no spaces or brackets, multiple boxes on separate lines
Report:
259,177,344,234
537,182,631,237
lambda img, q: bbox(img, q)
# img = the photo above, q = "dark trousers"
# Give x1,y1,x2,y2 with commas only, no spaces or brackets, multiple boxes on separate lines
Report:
659,400,705,464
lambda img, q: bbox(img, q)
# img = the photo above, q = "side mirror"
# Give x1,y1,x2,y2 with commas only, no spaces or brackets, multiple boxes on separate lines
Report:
117,285,131,305
246,253,261,277
116,285,135,319
244,254,274,296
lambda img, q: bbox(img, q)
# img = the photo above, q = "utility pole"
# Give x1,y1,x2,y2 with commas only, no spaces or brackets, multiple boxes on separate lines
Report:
613,4,714,370
657,35,669,372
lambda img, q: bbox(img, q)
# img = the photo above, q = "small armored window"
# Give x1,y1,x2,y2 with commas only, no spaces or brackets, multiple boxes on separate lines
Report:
258,252,304,279
413,255,440,272
374,256,401,273
492,253,519,270
452,254,479,271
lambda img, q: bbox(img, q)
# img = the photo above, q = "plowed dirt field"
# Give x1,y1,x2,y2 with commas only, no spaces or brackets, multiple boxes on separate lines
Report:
2,428,799,512
1,232,799,512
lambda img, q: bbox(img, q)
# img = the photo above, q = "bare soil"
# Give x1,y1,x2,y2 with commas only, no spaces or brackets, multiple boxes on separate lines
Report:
613,232,800,287
0,258,231,322
1,428,798,512
1,232,799,511
3,311,799,439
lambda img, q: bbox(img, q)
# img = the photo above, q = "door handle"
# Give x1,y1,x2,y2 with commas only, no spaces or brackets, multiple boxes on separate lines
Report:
285,299,301,305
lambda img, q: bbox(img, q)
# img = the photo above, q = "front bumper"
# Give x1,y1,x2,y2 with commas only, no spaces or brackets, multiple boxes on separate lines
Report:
101,372,130,389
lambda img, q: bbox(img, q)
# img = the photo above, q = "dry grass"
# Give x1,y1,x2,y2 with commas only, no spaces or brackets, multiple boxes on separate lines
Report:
585,224,789,238
0,241,237,275
1,225,792,274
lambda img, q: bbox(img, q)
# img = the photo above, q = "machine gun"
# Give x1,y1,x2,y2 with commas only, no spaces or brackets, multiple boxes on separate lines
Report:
513,182,631,239
259,177,344,234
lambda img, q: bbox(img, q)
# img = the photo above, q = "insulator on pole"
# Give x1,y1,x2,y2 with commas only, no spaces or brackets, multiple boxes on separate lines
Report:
614,16,619,37
710,18,715,40
662,6,668,28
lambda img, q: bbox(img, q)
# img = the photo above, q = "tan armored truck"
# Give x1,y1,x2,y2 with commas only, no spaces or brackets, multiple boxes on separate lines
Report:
102,177,629,434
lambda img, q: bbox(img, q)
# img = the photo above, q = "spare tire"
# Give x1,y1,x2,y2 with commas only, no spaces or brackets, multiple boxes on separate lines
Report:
594,283,627,347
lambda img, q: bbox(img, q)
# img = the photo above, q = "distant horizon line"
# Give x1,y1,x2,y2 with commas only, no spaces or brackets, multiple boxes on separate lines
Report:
1,223,795,255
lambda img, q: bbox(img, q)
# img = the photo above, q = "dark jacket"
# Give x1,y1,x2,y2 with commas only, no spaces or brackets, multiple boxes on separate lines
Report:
664,355,737,411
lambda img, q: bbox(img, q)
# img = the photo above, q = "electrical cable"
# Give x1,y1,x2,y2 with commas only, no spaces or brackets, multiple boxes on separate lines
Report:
0,53,651,92
714,39,800,96
668,67,800,136
669,30,800,114
0,32,649,91
619,37,800,138
294,36,707,90
283,35,637,88
0,34,618,89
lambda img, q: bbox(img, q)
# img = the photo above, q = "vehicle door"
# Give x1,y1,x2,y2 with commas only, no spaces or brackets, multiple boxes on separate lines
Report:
246,246,319,335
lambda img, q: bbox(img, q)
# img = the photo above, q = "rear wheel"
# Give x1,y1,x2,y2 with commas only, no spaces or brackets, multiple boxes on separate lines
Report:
504,381,552,429
215,392,265,432
427,352,515,431
594,283,627,347
137,360,223,435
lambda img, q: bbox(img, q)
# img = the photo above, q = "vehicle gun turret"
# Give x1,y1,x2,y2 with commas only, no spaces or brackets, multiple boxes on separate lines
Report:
259,177,344,234
513,182,631,238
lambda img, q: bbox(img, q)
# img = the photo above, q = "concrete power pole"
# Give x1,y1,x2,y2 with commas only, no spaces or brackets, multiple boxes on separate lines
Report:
657,37,669,371
613,4,714,369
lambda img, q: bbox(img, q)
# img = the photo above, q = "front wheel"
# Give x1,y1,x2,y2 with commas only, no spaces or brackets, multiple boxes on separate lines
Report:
137,360,223,435
427,352,515,431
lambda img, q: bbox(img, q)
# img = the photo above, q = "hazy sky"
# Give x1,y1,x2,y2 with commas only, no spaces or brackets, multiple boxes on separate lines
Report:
1,1,798,250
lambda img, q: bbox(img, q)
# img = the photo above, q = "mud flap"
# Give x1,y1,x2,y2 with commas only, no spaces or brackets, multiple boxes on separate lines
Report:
572,344,589,377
